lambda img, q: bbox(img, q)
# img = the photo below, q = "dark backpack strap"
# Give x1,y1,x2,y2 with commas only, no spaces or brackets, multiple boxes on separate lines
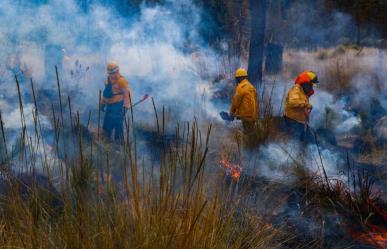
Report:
103,78,113,98
103,77,125,98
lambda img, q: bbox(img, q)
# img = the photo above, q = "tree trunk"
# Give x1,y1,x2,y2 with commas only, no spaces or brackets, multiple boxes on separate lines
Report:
265,0,284,74
356,22,361,45
265,42,283,74
248,0,267,88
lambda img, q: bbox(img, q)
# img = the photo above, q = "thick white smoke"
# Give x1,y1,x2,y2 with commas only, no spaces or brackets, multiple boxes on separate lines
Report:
0,0,227,173
245,139,345,182
310,90,361,134
0,0,221,127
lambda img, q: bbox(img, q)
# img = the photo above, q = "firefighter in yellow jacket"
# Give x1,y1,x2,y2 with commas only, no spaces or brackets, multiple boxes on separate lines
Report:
284,71,318,142
230,68,259,133
101,62,131,144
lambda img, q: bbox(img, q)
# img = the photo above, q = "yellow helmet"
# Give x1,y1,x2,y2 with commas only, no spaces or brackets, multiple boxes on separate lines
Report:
107,62,120,74
306,71,319,83
235,68,248,78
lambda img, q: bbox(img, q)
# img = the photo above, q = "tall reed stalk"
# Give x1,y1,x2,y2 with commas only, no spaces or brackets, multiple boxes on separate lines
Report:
0,74,280,248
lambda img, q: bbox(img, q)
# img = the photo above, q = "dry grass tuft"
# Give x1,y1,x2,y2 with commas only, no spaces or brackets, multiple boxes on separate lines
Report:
0,75,281,248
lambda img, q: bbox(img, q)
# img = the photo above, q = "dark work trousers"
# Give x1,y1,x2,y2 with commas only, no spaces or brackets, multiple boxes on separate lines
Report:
283,116,313,144
103,101,125,144
242,120,258,138
241,120,259,148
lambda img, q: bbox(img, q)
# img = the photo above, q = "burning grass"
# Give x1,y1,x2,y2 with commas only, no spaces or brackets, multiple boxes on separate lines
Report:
0,75,282,248
218,153,242,181
1,52,386,248
290,158,387,248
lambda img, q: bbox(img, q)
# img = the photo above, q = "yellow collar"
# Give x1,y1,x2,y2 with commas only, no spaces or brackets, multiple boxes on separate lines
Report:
237,79,249,87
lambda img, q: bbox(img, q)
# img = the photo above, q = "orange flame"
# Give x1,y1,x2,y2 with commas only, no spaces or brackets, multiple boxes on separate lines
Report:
218,156,242,181
349,199,387,248
352,230,387,248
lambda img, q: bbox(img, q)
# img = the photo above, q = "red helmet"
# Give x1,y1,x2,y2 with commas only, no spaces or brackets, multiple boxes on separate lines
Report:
295,71,318,97
295,71,319,85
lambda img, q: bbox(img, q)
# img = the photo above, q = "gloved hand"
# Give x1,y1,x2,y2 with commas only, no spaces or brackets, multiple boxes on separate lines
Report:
220,111,235,121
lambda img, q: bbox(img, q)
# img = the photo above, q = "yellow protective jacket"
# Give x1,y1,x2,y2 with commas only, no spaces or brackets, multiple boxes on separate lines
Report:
284,84,312,124
102,76,131,108
230,79,258,122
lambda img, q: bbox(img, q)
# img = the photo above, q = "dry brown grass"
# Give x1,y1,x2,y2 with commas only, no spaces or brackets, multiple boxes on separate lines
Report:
283,46,386,94
287,154,387,243
0,75,282,248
